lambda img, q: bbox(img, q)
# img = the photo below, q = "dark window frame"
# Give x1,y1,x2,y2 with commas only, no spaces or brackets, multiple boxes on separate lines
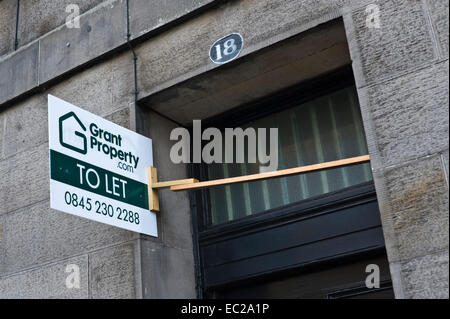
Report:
187,66,384,296
191,65,362,232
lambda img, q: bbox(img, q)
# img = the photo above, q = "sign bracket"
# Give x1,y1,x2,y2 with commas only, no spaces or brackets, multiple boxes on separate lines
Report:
147,155,370,212
147,166,199,212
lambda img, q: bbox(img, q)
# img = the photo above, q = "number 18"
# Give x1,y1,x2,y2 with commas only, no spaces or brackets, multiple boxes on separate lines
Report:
215,39,237,60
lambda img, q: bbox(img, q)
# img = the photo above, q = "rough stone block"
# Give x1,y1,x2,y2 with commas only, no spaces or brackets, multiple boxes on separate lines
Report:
89,242,137,298
104,106,131,129
0,0,16,57
140,240,196,298
0,255,88,298
400,251,449,299
144,20,351,125
147,113,192,250
0,200,136,277
2,94,47,157
376,154,449,262
427,0,449,58
346,0,436,86
362,61,449,169
17,0,104,48
39,0,127,84
130,0,215,39
0,42,39,106
47,51,134,116
0,143,49,216
2,88,130,161
136,0,348,97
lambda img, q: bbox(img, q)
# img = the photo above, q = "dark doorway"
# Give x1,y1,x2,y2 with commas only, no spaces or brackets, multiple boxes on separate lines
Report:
189,68,394,298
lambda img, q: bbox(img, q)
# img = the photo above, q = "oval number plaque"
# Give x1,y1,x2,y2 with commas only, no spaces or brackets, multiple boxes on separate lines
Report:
209,33,244,64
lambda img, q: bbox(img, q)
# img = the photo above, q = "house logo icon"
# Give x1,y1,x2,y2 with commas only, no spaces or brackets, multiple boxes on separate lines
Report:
59,111,87,154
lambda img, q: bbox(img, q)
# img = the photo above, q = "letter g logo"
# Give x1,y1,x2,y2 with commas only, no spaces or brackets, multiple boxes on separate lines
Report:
59,112,87,154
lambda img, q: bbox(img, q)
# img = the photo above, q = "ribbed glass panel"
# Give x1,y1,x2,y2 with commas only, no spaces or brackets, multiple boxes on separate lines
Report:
208,86,372,225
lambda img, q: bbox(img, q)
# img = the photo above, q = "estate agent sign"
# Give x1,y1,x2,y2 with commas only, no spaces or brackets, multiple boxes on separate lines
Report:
48,95,157,237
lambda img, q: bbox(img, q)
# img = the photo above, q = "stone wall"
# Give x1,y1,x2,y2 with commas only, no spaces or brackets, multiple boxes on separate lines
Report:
0,0,448,298
344,0,449,298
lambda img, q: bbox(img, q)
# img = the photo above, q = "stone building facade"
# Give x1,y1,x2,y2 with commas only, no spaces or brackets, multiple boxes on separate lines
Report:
0,0,448,298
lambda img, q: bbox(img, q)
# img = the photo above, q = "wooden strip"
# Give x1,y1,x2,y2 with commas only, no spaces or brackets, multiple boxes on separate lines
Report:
170,155,370,191
147,166,159,212
152,178,199,189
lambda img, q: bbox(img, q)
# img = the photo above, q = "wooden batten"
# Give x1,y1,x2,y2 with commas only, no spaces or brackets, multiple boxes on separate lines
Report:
147,155,371,211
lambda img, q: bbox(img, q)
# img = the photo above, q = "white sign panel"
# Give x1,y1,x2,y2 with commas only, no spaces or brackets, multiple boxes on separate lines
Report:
48,95,157,237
